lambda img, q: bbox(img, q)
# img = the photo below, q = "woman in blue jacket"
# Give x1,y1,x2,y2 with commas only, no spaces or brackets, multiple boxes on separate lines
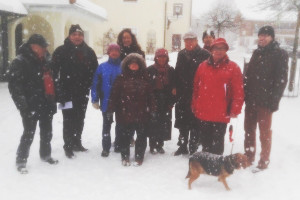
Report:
91,44,122,157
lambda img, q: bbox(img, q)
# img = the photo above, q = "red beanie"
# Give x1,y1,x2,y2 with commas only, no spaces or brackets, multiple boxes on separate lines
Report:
211,38,229,51
154,48,169,63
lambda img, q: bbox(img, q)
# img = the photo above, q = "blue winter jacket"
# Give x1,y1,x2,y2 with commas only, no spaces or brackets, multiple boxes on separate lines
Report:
91,57,122,112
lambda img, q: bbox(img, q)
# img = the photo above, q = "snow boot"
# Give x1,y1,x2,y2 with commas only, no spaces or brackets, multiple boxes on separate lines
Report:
42,157,59,165
157,147,165,154
174,146,188,156
73,145,88,152
16,162,28,174
122,159,131,166
65,148,75,159
133,160,143,167
150,147,157,154
101,150,109,157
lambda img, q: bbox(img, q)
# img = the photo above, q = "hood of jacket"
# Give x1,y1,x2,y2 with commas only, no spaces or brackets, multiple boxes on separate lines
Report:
121,53,147,76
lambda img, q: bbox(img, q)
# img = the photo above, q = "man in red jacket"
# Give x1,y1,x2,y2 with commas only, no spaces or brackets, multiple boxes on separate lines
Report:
192,38,244,155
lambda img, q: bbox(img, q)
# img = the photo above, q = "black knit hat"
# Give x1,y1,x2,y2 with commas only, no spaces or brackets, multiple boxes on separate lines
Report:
258,26,275,38
27,34,49,48
69,24,84,35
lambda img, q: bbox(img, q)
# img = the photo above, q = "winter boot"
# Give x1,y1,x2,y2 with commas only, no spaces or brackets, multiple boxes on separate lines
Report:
157,147,165,154
64,148,75,159
101,150,109,157
150,147,157,154
73,144,88,152
16,162,28,174
133,159,143,167
42,157,59,165
174,145,188,156
122,159,131,166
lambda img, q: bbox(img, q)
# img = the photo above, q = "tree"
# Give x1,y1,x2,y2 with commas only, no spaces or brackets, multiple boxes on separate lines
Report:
203,2,243,37
259,0,300,92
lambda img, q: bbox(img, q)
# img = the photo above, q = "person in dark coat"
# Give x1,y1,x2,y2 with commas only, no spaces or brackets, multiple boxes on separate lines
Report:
174,31,210,156
117,28,145,146
192,38,244,155
146,48,176,154
202,30,215,52
117,28,145,61
244,26,288,170
8,34,58,173
52,24,98,158
91,44,122,157
108,53,156,166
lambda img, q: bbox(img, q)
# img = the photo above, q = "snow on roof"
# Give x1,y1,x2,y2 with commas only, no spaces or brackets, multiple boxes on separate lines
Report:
0,0,28,15
20,0,107,20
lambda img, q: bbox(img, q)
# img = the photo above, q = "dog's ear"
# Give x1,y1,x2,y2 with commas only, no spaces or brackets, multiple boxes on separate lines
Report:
234,153,250,169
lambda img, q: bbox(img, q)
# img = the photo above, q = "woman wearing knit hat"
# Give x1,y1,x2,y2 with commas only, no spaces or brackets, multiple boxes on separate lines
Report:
91,43,122,157
192,38,244,155
146,48,176,154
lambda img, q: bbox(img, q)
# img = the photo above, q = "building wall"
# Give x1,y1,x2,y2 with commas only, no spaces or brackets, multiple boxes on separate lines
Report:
7,0,192,62
92,0,192,54
8,10,105,60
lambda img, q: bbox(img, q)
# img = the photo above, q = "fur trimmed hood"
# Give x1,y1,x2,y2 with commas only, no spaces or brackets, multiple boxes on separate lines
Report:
121,53,146,72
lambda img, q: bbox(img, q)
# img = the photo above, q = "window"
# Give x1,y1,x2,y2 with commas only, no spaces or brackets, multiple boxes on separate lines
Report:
172,34,181,51
173,3,183,17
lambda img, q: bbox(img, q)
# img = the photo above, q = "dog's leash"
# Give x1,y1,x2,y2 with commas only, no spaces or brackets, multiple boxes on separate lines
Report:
229,124,234,154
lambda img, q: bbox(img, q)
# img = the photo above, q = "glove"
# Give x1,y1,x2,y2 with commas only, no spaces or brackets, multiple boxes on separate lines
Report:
92,103,100,110
106,112,114,124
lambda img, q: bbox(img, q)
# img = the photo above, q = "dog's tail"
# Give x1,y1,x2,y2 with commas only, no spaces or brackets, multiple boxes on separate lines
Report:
185,161,191,179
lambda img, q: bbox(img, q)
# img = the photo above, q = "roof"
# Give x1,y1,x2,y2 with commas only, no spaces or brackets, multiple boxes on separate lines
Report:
20,0,107,20
0,0,28,15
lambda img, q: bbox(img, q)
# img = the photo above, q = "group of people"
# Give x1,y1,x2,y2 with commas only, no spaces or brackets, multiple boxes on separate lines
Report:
8,24,288,173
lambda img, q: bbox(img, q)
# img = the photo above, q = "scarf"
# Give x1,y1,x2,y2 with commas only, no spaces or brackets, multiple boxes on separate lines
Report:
154,64,169,90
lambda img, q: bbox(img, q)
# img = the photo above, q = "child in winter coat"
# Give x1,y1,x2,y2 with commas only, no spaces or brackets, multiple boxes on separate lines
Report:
108,53,156,166
91,44,122,157
146,48,176,154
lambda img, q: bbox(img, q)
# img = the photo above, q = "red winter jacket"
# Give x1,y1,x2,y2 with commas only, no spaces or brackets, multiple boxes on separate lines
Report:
192,55,244,123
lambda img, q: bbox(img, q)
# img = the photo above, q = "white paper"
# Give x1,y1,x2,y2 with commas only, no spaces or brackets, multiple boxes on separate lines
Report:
58,101,73,110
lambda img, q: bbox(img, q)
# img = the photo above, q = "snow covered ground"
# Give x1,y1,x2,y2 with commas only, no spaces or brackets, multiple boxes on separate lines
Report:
1,47,300,200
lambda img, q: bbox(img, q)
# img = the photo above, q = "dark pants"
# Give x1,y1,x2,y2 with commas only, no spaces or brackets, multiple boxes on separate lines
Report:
149,110,172,149
119,123,147,161
101,112,121,152
244,106,273,166
198,120,227,155
16,113,53,165
62,97,88,151
177,127,199,154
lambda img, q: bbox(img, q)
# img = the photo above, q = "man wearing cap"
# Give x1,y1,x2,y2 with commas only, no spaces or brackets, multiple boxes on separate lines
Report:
52,24,98,158
8,34,58,173
91,44,122,157
244,25,288,171
192,38,244,155
174,31,210,156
